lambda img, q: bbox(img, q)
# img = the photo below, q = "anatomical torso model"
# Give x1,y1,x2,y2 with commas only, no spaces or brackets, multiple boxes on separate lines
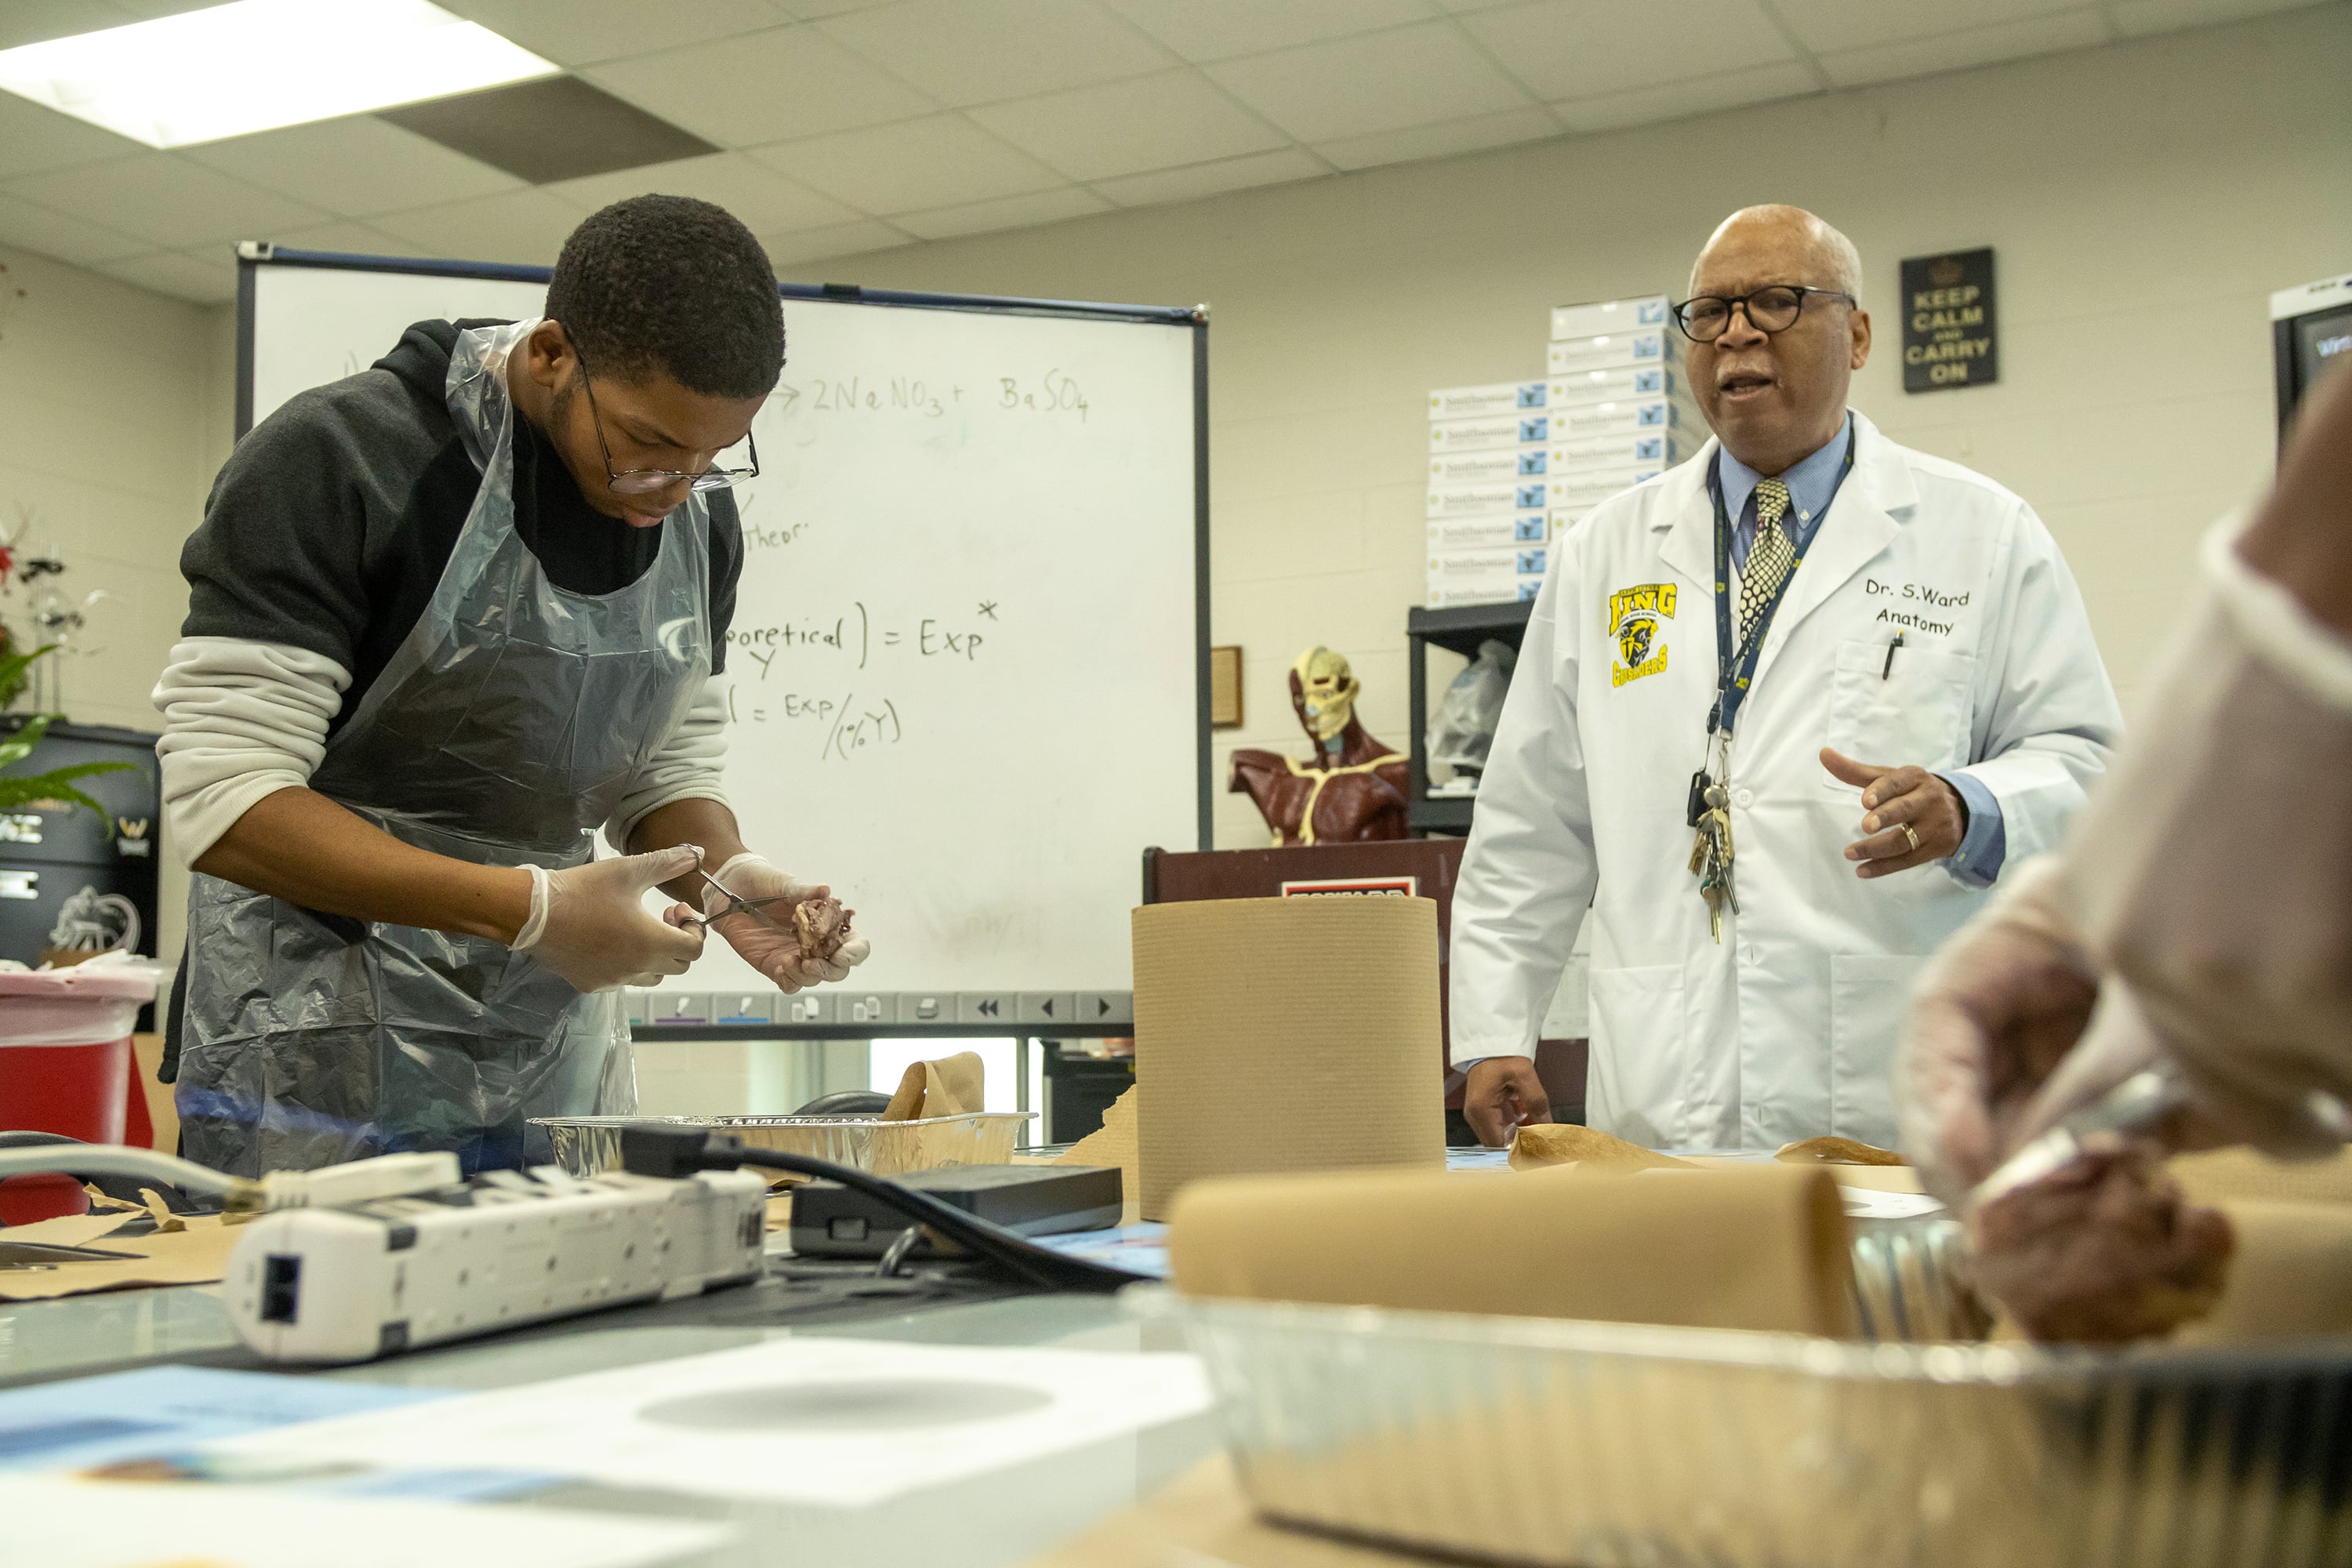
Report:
1229,646,1411,846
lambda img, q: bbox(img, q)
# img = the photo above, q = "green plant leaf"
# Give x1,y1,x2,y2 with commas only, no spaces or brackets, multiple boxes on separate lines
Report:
0,712,54,772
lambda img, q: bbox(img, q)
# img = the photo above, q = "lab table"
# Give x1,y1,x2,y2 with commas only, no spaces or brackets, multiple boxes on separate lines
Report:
0,1254,1221,1567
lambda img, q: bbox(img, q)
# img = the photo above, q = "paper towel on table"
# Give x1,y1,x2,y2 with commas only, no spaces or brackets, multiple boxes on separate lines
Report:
1132,897,1445,1221
1053,1085,1140,1224
1168,1162,1856,1337
881,1050,983,1121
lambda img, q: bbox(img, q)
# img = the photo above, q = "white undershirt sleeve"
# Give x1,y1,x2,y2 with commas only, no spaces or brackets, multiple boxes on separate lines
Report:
151,637,350,866
605,674,731,850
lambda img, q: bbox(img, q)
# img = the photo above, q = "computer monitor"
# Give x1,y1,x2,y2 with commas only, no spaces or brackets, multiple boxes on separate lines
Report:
2273,271,2352,447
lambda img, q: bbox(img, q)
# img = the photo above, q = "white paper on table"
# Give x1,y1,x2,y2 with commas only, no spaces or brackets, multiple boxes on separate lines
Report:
211,1338,1214,1509
1839,1189,1948,1220
0,1475,723,1568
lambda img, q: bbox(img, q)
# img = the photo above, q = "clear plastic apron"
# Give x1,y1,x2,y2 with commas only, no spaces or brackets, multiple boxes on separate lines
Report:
178,321,711,1175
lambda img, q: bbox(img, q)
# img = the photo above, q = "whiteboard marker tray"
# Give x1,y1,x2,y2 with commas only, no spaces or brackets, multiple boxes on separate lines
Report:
533,1112,1034,1180
1135,1287,2352,1568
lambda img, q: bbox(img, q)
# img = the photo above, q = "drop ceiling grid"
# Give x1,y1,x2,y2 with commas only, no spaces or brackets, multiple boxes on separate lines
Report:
0,0,2325,303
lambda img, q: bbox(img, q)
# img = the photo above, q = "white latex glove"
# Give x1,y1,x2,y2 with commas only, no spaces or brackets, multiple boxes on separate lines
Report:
2051,524,2352,1163
1898,857,2105,1204
702,852,871,993
511,845,705,993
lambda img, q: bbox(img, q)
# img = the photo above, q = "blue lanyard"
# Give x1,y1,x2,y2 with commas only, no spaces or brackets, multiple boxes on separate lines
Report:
1705,427,1857,739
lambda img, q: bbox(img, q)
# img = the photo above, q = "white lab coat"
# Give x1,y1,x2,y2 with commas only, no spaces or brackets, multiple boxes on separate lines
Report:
1450,412,2121,1152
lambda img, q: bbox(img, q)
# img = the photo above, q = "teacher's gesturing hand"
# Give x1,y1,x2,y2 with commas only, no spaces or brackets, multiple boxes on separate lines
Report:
1822,746,1967,877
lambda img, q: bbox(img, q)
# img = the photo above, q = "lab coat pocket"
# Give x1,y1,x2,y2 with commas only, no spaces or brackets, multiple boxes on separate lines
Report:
1828,953,1926,1149
1823,637,1975,784
1585,964,1686,1147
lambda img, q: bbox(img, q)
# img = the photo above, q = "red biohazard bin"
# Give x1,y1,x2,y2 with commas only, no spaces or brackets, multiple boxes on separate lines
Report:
0,964,161,1225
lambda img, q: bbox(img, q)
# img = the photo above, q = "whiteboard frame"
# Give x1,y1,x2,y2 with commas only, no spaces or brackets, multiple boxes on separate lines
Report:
234,243,1213,1036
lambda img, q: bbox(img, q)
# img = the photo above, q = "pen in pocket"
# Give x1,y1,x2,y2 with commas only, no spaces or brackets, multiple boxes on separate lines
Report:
1882,631,1905,680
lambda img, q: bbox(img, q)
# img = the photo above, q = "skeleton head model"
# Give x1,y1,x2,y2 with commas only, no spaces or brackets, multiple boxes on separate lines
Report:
1291,645,1360,753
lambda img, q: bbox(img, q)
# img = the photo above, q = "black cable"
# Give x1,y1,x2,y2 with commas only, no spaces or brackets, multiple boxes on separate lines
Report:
0,1131,208,1214
616,1125,1146,1294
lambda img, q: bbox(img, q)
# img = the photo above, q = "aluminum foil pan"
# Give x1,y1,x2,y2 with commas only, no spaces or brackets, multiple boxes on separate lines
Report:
1849,1217,1991,1343
1137,1283,2352,1568
530,1112,1034,1179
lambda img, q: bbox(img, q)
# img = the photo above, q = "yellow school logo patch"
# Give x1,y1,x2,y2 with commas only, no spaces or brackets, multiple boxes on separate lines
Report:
1607,582,1675,688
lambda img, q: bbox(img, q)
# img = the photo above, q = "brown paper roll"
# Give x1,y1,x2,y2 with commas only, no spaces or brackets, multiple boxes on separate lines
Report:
2174,1200,2352,1345
1168,1163,1857,1337
1133,898,1445,1221
2171,1146,2352,1207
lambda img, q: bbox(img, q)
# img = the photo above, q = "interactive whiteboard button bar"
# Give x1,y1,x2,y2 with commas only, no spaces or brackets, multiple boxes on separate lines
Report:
647,993,709,1025
1075,992,1134,1027
1018,993,1077,1025
713,993,775,1025
957,993,1017,1025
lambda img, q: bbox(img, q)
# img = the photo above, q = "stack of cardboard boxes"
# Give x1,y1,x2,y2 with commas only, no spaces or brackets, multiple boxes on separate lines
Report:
1425,294,1708,608
1423,379,1549,608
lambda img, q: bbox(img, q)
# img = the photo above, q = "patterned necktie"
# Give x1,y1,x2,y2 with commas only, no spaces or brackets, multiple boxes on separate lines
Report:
1740,476,1796,652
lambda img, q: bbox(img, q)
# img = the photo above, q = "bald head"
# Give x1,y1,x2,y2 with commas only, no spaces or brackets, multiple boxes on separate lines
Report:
1682,205,1872,475
1691,205,1863,304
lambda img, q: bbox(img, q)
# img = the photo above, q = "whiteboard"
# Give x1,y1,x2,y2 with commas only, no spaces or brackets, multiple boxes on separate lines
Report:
243,250,1204,1006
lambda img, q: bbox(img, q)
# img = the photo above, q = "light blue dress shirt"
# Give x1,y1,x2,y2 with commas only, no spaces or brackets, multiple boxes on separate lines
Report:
1715,415,2007,886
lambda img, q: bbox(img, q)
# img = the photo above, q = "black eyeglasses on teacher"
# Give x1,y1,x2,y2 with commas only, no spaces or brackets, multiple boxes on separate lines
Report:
565,332,760,497
1670,285,1855,343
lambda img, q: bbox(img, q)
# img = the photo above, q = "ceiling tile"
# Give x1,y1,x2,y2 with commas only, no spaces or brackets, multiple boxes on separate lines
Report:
0,1,141,49
1552,59,1820,133
1205,21,1535,142
183,117,521,220
1311,105,1561,172
813,0,1175,106
1773,0,2093,53
2109,0,2327,35
586,24,938,147
0,190,150,264
263,220,430,259
750,114,1063,214
1097,0,1438,62
967,68,1288,181
1093,146,1330,207
548,151,859,234
2,153,328,248
761,218,914,267
370,187,591,267
0,93,142,181
436,0,789,67
98,245,238,305
1465,0,1796,101
891,184,1110,241
1816,8,2111,87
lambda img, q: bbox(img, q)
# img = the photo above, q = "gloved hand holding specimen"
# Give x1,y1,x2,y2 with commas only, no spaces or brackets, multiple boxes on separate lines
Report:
683,851,872,993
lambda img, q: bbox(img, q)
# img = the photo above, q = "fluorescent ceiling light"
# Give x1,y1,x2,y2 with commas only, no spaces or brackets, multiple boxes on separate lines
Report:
0,0,561,150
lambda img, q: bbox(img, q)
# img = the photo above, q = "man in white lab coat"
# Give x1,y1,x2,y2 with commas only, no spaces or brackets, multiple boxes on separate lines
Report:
1451,205,2121,1152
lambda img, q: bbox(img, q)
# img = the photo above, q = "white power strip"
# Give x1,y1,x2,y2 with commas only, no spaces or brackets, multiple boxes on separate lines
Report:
223,1165,768,1363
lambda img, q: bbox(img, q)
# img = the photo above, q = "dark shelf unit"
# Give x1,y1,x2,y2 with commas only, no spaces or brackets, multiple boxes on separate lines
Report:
1406,599,1534,837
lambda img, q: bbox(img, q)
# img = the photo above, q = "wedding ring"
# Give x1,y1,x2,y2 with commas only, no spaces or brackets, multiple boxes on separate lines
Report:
1900,823,1921,853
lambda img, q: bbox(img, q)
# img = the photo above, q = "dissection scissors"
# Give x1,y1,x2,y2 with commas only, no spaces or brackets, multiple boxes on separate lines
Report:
681,863,804,939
